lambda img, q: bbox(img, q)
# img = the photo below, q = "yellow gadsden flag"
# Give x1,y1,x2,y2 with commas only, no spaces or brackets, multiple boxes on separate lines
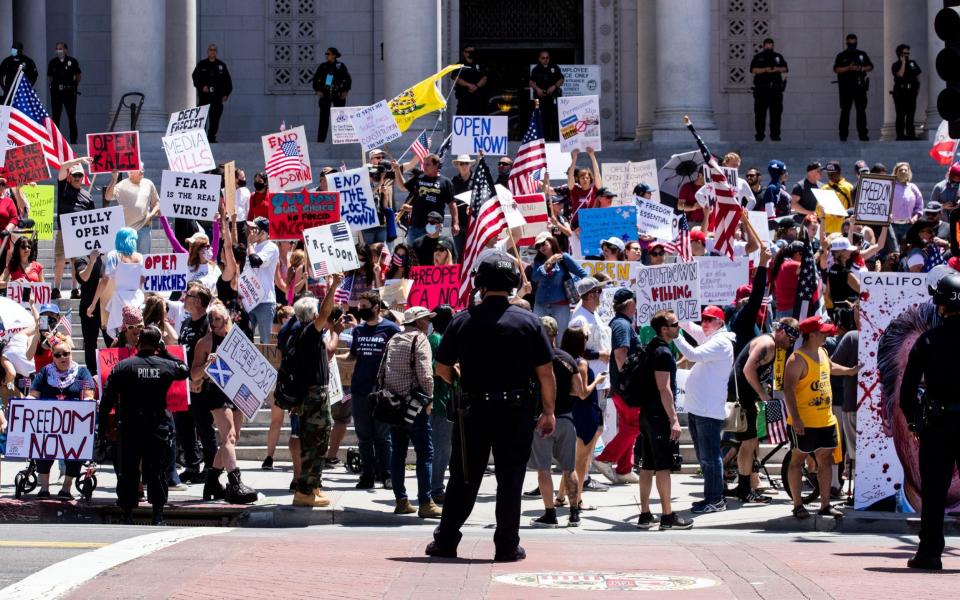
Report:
388,64,462,132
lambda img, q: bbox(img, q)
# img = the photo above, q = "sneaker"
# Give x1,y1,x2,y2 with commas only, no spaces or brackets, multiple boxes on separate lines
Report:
616,471,640,484
593,461,619,484
740,490,772,504
635,511,660,529
583,477,609,492
168,482,189,492
691,499,726,514
568,510,581,528
324,457,341,468
261,456,274,470
531,513,559,528
57,489,75,501
523,486,542,497
418,501,442,519
394,499,416,514
659,513,694,530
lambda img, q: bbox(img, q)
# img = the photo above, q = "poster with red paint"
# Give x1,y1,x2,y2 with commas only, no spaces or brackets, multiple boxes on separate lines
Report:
268,190,340,240
407,265,465,310
631,262,701,324
514,193,550,247
855,273,931,511
86,131,141,174
0,142,49,185
96,345,190,412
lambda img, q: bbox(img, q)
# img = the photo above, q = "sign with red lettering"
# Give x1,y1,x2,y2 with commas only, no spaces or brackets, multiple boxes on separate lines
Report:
96,346,190,412
143,253,188,292
7,281,52,307
633,261,701,324
86,130,141,174
162,129,216,173
0,142,49,186
261,125,312,193
5,398,97,460
515,193,550,246
407,265,465,311
268,190,340,240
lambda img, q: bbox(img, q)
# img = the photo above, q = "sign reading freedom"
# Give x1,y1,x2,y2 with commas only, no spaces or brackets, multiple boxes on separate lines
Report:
268,190,340,239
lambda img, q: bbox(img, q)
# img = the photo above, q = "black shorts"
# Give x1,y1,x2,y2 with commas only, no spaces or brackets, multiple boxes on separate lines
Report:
639,413,675,472
788,424,838,454
732,398,759,442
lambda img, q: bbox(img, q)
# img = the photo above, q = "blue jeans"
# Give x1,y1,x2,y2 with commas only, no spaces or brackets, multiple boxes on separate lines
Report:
534,301,571,339
406,226,427,247
687,413,725,504
431,411,453,497
247,302,275,344
362,226,387,245
351,386,392,480
137,224,152,254
391,409,433,503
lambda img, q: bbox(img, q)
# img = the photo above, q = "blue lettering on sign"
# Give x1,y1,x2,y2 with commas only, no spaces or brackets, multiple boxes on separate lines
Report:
473,135,507,154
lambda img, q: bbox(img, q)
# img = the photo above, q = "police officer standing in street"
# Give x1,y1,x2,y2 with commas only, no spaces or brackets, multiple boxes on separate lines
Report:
99,326,190,525
191,44,232,143
48,42,81,144
833,33,873,142
0,41,38,97
529,50,564,141
451,46,488,116
750,38,788,142
425,251,556,562
311,47,351,143
891,44,922,140
900,271,960,571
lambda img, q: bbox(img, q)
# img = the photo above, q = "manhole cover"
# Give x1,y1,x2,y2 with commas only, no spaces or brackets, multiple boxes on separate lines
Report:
494,572,719,592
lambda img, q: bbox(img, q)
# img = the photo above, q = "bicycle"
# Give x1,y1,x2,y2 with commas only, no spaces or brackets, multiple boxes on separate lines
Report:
720,437,790,491
780,450,821,505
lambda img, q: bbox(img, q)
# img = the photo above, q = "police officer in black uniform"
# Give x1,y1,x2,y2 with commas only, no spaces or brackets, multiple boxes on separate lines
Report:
891,44,922,140
749,38,788,142
0,42,39,97
311,47,352,143
529,50,564,141
48,42,81,144
425,251,556,562
191,44,233,143
900,272,960,571
451,46,488,116
99,326,190,525
833,33,873,142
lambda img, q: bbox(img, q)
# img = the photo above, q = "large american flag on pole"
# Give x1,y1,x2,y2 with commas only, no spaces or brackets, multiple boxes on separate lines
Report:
264,140,303,178
458,157,506,303
662,213,692,262
508,107,546,196
792,227,822,320
685,117,740,259
7,69,79,176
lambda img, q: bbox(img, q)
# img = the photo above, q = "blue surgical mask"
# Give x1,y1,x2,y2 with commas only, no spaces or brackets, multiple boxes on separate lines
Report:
202,247,214,262
426,223,439,235
10,48,17,57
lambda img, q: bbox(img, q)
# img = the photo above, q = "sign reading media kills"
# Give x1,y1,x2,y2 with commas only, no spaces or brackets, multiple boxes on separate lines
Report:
59,206,124,258
86,131,141,174
162,129,215,173
5,398,96,460
159,170,220,221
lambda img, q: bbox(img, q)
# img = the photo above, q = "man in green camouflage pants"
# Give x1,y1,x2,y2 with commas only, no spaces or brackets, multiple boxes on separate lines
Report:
295,385,332,500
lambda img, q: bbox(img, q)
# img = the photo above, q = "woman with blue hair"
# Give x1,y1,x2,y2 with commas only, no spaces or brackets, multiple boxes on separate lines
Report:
88,227,145,337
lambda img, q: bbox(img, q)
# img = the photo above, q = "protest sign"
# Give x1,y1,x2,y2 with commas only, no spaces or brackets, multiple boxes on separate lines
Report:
721,167,738,190
159,170,220,221
811,188,848,217
326,167,378,231
675,370,690,413
20,184,54,240
451,116,509,155
204,325,278,420
602,160,661,205
695,255,749,305
558,95,602,152
633,262,701,324
747,210,772,264
58,206,124,258
635,198,677,241
261,125,312,193
256,343,282,407
166,105,209,135
237,268,268,313
96,346,190,412
578,260,639,288
331,106,362,144
577,206,637,257
380,278,413,307
303,221,361,276
5,398,96,460
515,193,550,246
268,190,340,239
162,129,215,173
86,131,141,174
142,253,188,292
495,185,527,230
0,142,49,186
544,143,571,180
855,273,929,511
854,173,895,225
223,161,236,217
350,100,402,151
7,281,52,307
407,265,465,310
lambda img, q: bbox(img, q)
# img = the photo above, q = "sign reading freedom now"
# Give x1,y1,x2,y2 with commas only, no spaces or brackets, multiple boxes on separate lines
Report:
5,399,96,460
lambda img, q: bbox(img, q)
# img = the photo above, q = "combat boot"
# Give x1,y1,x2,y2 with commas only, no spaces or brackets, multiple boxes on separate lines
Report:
225,469,258,504
292,490,330,507
394,498,416,514
202,467,226,501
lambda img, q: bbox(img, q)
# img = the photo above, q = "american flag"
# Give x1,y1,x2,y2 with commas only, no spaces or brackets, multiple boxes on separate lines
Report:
508,108,547,195
468,156,496,218
662,213,692,262
686,120,740,259
7,69,79,178
410,130,431,167
56,310,73,336
457,197,508,304
264,140,303,178
792,227,822,319
764,398,789,444
333,273,354,305
435,133,452,160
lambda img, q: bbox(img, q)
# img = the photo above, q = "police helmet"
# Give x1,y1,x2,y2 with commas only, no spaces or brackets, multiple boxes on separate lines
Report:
926,264,953,296
932,272,960,309
473,251,520,292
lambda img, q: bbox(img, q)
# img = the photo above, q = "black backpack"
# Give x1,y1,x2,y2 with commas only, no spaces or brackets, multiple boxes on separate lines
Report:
615,344,649,407
274,322,308,410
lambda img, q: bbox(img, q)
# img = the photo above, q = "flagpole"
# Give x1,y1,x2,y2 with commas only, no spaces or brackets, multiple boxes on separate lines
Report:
504,226,529,287
3,65,23,106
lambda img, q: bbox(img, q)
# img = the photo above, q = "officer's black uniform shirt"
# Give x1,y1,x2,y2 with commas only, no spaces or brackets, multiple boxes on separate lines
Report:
530,64,563,97
311,61,352,95
436,296,553,393
750,49,787,88
891,59,922,93
451,63,486,99
900,315,960,425
0,54,38,93
834,48,873,89
192,59,233,97
101,351,190,420
48,55,81,91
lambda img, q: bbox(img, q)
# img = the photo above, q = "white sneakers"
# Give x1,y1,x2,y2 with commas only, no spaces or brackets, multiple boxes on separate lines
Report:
593,461,638,484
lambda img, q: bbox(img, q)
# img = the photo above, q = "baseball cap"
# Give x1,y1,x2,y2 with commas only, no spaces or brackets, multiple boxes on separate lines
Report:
246,216,270,233
434,238,453,252
368,149,385,158
600,237,625,252
426,211,443,222
701,305,725,321
403,306,436,325
806,161,822,172
798,316,836,335
734,284,753,303
950,162,960,177
776,216,798,229
633,183,656,195
69,163,85,175
824,160,841,173
534,231,551,246
575,277,607,298
596,187,617,199
690,230,707,243
39,303,60,315
613,288,636,305
924,201,943,214
830,237,855,252
474,250,520,292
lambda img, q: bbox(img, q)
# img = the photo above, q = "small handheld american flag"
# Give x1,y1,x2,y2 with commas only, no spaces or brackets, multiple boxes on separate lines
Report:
410,130,431,167
663,214,692,262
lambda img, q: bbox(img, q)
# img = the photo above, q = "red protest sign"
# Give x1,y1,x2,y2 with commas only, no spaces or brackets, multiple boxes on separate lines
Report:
268,190,340,240
96,345,190,411
86,130,141,174
0,142,49,186
407,264,465,310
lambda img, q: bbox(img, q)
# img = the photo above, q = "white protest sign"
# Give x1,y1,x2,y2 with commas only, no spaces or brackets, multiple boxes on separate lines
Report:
204,325,278,420
325,167,378,231
558,94,602,152
237,269,267,313
694,255,750,305
161,129,215,173
331,106,362,144
59,206,124,259
675,369,690,413
854,174,895,225
159,170,220,221
748,210,772,264
6,282,51,307
451,116,509,155
636,198,677,241
544,143,571,180
811,188,848,217
5,398,96,460
495,184,527,229
165,105,209,135
602,160,661,205
350,100,402,151
303,221,362,276
261,125,313,193
142,253,188,292
578,260,639,288
557,65,601,97
515,193,550,245
633,262,701,324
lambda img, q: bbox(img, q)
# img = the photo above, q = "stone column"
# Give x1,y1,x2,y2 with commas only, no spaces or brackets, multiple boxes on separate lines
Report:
634,0,656,141
881,0,927,140
165,0,197,114
111,0,166,131
0,3,13,71
12,0,46,105
383,0,439,99
926,0,945,139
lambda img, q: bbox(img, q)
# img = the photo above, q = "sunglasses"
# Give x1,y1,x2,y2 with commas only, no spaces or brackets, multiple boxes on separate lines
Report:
649,251,665,257
666,322,680,328
498,163,510,168
52,352,70,359
126,324,144,331
71,173,84,179
434,247,449,252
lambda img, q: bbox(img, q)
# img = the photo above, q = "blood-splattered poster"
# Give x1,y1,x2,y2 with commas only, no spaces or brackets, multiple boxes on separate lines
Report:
856,273,932,511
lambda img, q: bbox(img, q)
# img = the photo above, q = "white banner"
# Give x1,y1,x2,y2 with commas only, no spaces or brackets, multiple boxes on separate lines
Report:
6,281,52,307
558,95,602,152
325,167,378,232
544,142,571,180
635,198,677,241
331,106,361,144
166,105,209,135
237,268,267,313
633,262,701,324
161,129,215,174
204,325,278,420
303,221,362,276
602,160,661,205
451,116,509,155
59,206,124,259
811,188,848,217
5,398,96,460
142,253,188,292
350,100,402,151
159,170,220,221
261,125,313,193
694,255,750,305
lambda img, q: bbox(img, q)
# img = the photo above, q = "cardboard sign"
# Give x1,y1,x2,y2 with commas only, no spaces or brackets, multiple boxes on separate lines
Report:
633,262,702,324
811,188,848,217
0,142,49,186
58,206,124,259
303,221,361,276
142,253,188,292
7,281,52,307
602,160,661,205
86,131,141,174
854,174,895,225
577,206,637,257
695,255,750,305
558,95,602,152
166,105,209,135
407,265,465,310
325,167,378,231
162,129,215,173
159,170,221,221
268,190,340,240
331,106,361,144
578,260,639,288
96,345,190,412
223,161,236,217
635,198,677,241
451,116,509,155
544,143,571,180
21,184,54,240
237,268,267,313
261,125,312,193
380,278,413,307
515,193,550,246
5,398,96,460
204,325,278,420
349,100,402,151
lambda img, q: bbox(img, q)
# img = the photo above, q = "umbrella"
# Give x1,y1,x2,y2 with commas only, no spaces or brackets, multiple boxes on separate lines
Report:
657,150,705,207
0,296,36,337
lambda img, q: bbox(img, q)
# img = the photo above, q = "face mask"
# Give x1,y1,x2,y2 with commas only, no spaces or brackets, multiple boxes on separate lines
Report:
254,181,266,191
10,48,16,57
357,307,375,321
847,42,857,51
202,247,214,262
425,223,439,235
426,323,435,336
56,50,64,58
